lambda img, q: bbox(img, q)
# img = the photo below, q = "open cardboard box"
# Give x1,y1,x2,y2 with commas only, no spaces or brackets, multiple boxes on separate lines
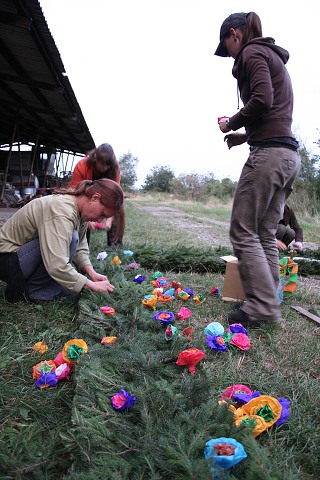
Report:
221,256,246,302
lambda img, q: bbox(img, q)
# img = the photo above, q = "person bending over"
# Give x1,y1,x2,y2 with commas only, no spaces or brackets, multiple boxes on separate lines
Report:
0,178,124,303
68,143,123,246
276,204,303,251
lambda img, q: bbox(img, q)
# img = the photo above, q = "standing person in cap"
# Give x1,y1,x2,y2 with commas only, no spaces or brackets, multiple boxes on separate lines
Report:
68,143,124,246
215,12,301,327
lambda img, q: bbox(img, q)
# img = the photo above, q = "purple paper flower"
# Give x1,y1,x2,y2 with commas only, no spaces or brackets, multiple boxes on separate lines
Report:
275,398,291,425
153,311,174,326
133,275,146,284
228,323,248,335
206,335,228,352
34,372,59,388
110,389,136,410
184,288,194,298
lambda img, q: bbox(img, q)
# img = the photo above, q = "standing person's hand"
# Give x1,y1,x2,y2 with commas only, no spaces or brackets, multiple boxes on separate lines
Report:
224,133,247,149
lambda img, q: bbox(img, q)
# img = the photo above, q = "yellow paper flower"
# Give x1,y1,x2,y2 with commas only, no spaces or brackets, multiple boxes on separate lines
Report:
142,295,158,310
230,395,282,437
33,341,48,354
193,294,206,304
101,336,117,345
61,339,88,365
112,256,122,265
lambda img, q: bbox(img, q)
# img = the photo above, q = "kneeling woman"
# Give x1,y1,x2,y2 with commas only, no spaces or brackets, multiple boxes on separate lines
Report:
0,179,124,303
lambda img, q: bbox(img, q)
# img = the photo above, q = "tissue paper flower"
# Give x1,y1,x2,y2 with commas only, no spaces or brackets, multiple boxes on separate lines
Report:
233,391,261,405
206,335,228,352
112,255,122,265
177,307,192,321
61,339,88,365
32,360,56,380
182,326,193,342
155,277,168,288
110,389,136,410
275,398,291,425
101,336,117,345
165,324,178,341
193,294,206,304
163,288,175,297
228,323,248,335
204,437,247,472
133,275,146,284
96,251,108,261
157,294,173,303
184,288,194,298
153,311,174,326
126,261,138,269
33,341,48,354
54,351,67,367
230,333,251,351
95,222,105,229
204,322,224,337
100,306,116,315
176,348,206,375
230,395,282,436
171,280,182,289
34,372,59,389
153,287,164,296
152,271,163,280
142,294,157,310
123,250,134,256
210,286,219,296
178,291,190,301
221,384,252,401
55,363,71,380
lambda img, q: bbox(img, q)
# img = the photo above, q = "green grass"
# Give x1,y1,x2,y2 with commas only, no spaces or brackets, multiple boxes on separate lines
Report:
0,198,319,479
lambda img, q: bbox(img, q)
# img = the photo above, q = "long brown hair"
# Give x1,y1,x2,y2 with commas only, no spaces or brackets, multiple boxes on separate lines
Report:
237,12,263,46
86,143,120,181
55,179,125,241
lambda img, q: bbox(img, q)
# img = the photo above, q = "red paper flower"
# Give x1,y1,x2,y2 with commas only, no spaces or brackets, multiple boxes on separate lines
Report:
182,326,193,343
176,348,206,375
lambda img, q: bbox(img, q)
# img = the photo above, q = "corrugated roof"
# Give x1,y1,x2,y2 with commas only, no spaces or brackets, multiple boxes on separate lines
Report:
0,0,95,154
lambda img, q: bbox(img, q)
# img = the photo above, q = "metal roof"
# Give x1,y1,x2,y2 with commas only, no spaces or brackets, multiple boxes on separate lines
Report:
0,0,95,154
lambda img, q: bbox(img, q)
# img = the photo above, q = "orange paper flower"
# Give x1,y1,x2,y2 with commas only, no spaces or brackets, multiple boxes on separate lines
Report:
32,360,56,380
101,336,117,345
33,341,48,354
112,256,122,265
61,339,88,365
157,295,173,303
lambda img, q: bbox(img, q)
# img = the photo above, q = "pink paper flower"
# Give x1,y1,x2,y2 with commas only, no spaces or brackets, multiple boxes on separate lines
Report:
221,384,252,401
230,333,251,351
177,307,192,321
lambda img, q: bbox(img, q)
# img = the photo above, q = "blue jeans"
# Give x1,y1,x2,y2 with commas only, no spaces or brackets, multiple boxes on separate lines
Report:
16,231,79,301
230,146,301,320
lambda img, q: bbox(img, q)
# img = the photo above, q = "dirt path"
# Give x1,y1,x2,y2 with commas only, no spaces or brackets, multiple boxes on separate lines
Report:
136,204,319,251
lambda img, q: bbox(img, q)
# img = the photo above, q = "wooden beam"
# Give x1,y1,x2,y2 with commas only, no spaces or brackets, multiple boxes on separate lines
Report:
291,306,320,325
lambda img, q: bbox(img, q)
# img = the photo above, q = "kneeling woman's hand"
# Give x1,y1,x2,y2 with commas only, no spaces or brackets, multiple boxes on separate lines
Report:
86,278,115,293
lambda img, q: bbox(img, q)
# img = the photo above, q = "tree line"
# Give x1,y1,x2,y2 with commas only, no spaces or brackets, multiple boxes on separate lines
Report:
119,141,320,211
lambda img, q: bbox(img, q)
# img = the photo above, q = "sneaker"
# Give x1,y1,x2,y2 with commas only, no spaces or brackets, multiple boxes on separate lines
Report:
227,309,281,328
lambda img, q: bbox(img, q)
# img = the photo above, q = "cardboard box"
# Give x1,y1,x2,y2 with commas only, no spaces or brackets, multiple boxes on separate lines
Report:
221,256,246,301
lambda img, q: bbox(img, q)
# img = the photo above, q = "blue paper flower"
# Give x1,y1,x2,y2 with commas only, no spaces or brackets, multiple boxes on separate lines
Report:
133,275,146,284
204,321,224,337
204,437,247,472
34,372,59,388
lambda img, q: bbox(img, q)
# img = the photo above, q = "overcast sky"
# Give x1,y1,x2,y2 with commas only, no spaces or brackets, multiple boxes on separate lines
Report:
39,0,320,187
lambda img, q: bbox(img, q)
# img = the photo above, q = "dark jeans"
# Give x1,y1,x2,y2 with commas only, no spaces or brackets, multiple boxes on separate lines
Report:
16,231,79,301
230,146,301,320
